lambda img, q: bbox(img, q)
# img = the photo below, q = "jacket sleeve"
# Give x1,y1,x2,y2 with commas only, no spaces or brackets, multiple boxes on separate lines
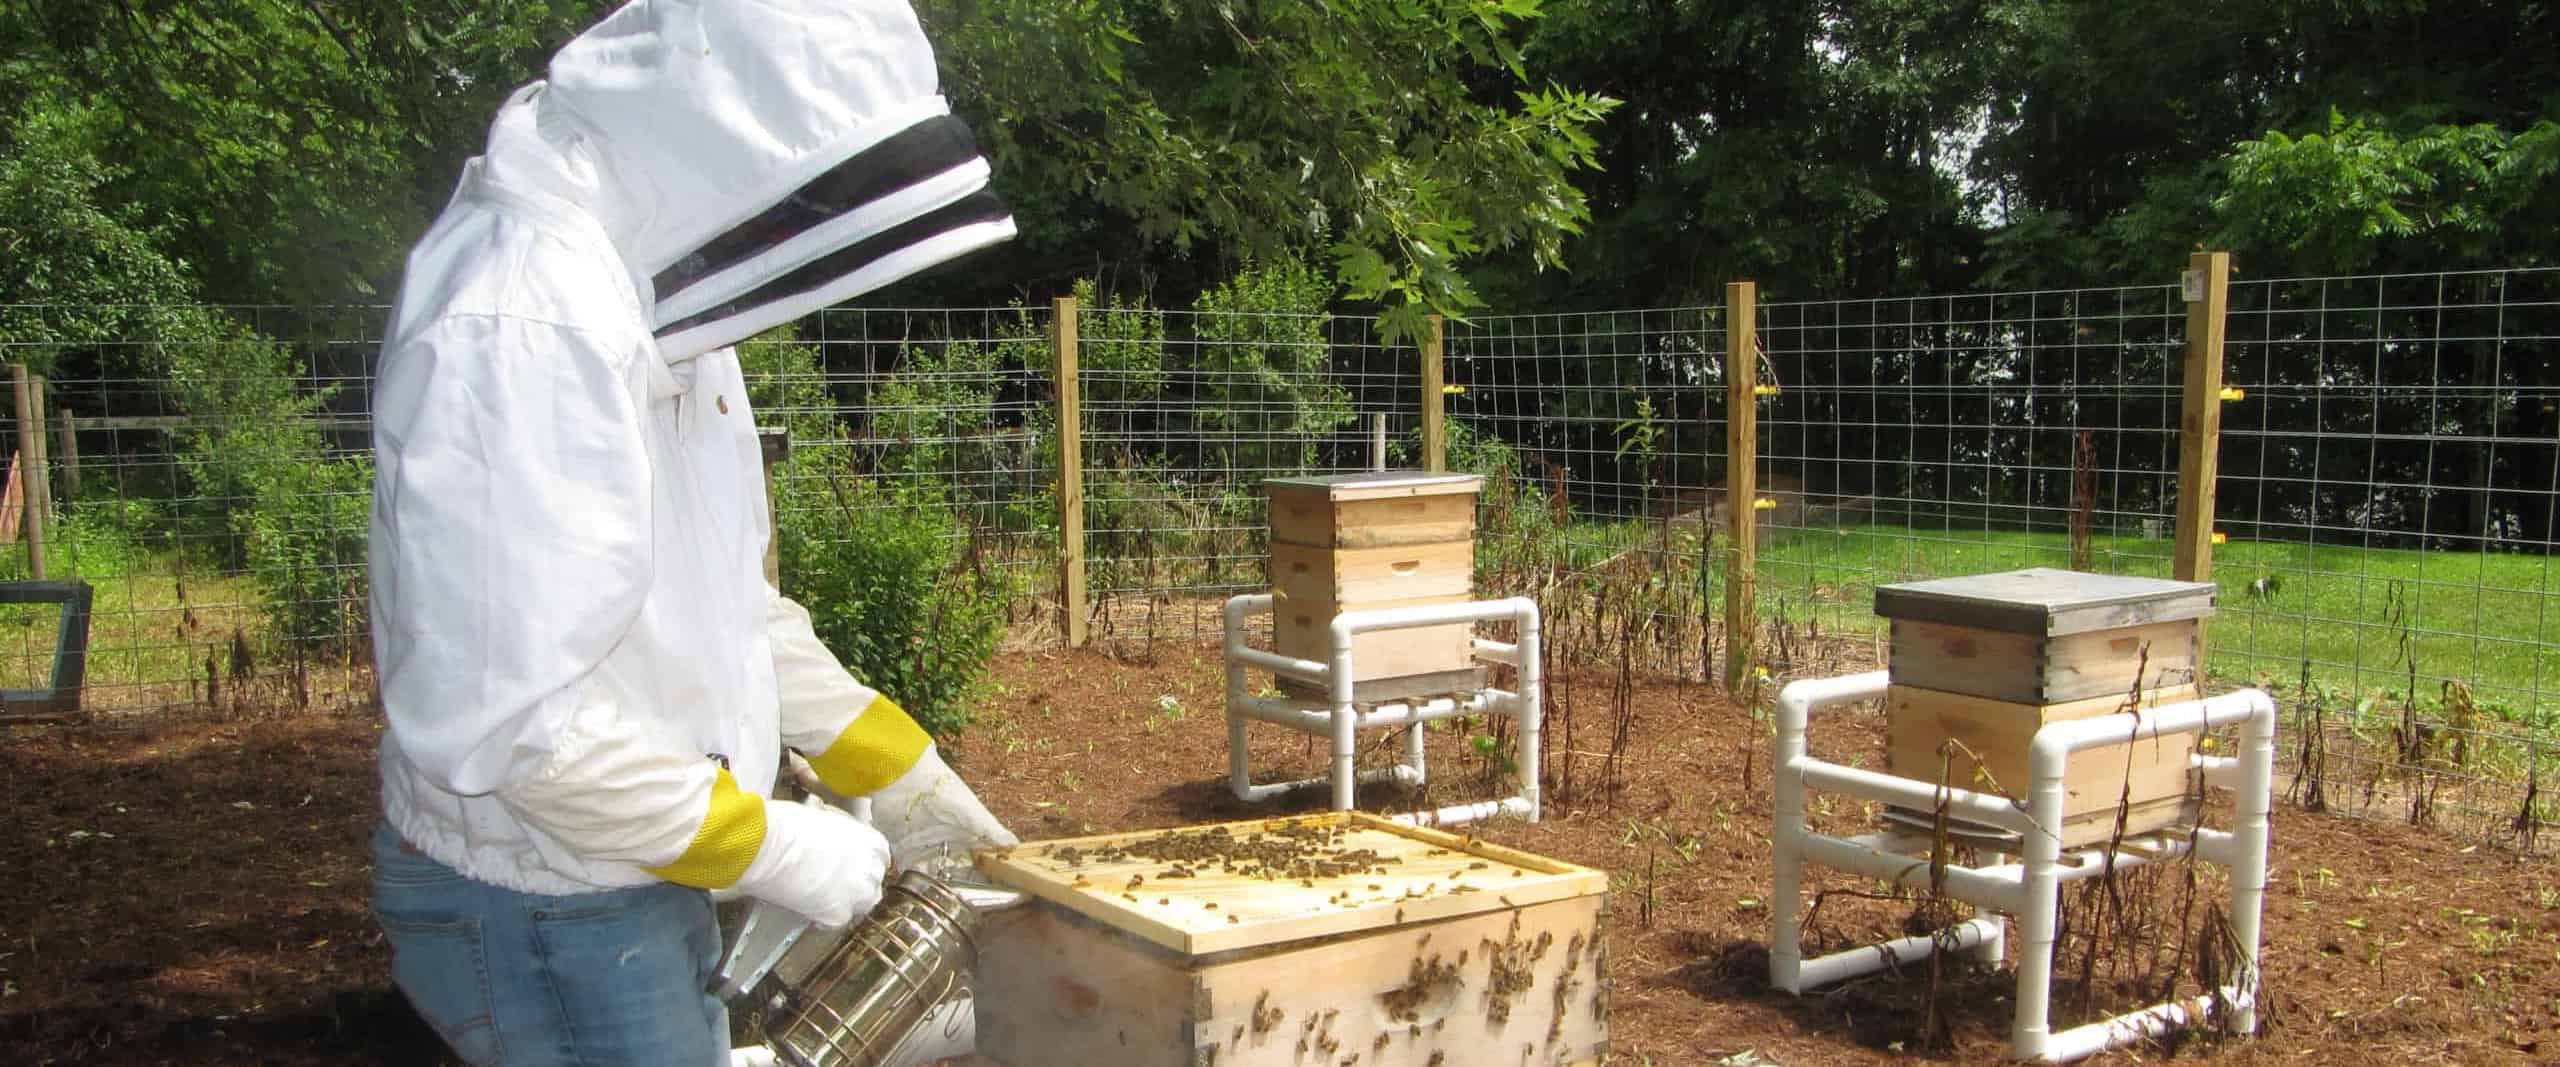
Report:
371,313,772,889
767,590,934,797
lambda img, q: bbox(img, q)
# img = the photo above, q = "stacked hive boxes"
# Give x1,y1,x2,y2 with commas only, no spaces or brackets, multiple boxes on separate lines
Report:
1263,472,1485,702
1875,568,2218,848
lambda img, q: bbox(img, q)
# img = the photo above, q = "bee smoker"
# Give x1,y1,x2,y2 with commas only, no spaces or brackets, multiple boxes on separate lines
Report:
718,848,1024,1067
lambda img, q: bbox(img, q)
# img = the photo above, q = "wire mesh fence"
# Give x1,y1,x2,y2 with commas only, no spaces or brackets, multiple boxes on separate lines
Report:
2215,268,2560,849
1444,306,1729,681
1751,284,2192,647
8,268,2560,853
760,304,1061,638
1075,304,1420,650
0,303,380,721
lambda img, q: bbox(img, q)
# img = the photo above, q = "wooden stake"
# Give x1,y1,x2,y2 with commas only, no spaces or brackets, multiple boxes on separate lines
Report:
758,428,789,589
12,365,44,580
2175,252,2231,665
1053,297,1088,648
1724,282,1759,696
1421,314,1447,472
29,376,51,524
54,407,76,503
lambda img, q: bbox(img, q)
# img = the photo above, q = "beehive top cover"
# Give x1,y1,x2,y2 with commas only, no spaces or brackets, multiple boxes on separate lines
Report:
1873,567,2216,637
973,812,1604,955
1264,470,1483,500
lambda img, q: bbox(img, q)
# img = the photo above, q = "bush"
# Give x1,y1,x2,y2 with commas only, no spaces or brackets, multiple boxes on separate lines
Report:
776,472,1009,738
167,320,370,659
1189,257,1354,473
746,328,1011,739
1446,417,1567,589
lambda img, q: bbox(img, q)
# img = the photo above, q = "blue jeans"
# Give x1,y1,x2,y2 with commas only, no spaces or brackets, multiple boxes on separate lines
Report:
370,822,731,1066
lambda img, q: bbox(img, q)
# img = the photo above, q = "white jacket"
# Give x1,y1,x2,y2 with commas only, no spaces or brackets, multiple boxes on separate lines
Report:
370,0,1015,897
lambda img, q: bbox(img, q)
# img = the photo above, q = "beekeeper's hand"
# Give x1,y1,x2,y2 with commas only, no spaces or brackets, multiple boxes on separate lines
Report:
866,747,1018,873
735,794,895,929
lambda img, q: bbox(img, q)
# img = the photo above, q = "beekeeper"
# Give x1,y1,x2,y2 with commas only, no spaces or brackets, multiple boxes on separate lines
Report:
362,1,1020,1063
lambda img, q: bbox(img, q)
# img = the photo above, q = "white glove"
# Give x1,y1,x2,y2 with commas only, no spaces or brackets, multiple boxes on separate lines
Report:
866,747,1018,873
733,794,895,929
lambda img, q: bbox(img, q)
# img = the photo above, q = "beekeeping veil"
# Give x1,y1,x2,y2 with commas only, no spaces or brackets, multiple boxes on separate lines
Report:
495,0,1015,360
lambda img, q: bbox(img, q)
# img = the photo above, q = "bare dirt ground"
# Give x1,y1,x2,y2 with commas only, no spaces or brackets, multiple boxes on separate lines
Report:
7,642,2559,1065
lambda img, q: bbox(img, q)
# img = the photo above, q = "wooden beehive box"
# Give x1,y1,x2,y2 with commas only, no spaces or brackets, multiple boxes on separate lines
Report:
970,812,1610,1067
1874,568,2217,849
1264,472,1485,702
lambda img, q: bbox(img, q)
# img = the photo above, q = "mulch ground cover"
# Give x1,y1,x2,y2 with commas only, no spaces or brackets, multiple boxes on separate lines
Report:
7,643,2557,1064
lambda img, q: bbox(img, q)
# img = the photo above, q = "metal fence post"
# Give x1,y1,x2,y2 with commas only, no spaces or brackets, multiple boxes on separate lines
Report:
1422,313,1447,472
2174,251,2231,667
1053,296,1088,648
1724,281,1759,697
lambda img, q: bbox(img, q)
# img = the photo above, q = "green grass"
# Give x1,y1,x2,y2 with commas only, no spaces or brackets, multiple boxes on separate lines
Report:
1748,522,2560,727
0,508,288,710
0,560,269,702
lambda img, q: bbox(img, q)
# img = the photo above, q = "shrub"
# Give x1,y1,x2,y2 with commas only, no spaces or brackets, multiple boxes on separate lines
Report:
746,328,1011,739
1446,417,1566,590
1189,257,1354,473
776,472,1009,738
167,321,370,659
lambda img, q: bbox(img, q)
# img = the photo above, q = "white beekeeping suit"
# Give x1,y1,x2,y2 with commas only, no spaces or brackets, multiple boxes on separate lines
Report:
370,0,1017,931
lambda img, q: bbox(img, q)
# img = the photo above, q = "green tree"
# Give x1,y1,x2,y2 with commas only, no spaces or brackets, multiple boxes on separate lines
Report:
910,0,1618,337
0,97,207,376
1973,0,2560,281
1457,0,2019,309
1189,257,1352,474
5,0,607,310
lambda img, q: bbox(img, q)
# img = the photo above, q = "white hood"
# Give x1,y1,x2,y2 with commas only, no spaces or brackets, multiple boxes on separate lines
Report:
478,0,1016,360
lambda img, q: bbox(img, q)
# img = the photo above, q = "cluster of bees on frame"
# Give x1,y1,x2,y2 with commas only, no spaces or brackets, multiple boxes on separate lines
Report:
1198,917,1601,1067
1009,819,1526,924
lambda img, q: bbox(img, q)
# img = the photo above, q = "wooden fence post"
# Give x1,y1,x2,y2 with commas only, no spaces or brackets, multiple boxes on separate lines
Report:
12,364,44,580
29,376,51,524
2174,251,2231,666
1421,314,1447,472
55,407,76,504
758,428,789,588
1724,282,1759,697
1053,296,1088,648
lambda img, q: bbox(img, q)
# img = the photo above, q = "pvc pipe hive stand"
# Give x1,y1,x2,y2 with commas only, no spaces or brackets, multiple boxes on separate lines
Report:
1765,669,2275,1063
1221,592,1542,828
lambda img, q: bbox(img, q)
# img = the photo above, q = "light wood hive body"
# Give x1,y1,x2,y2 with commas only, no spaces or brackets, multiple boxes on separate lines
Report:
1873,568,2219,848
1263,473,1484,703
969,812,1609,1067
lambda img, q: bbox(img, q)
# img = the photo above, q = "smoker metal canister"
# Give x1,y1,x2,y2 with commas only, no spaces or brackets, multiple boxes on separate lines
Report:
755,867,991,1067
